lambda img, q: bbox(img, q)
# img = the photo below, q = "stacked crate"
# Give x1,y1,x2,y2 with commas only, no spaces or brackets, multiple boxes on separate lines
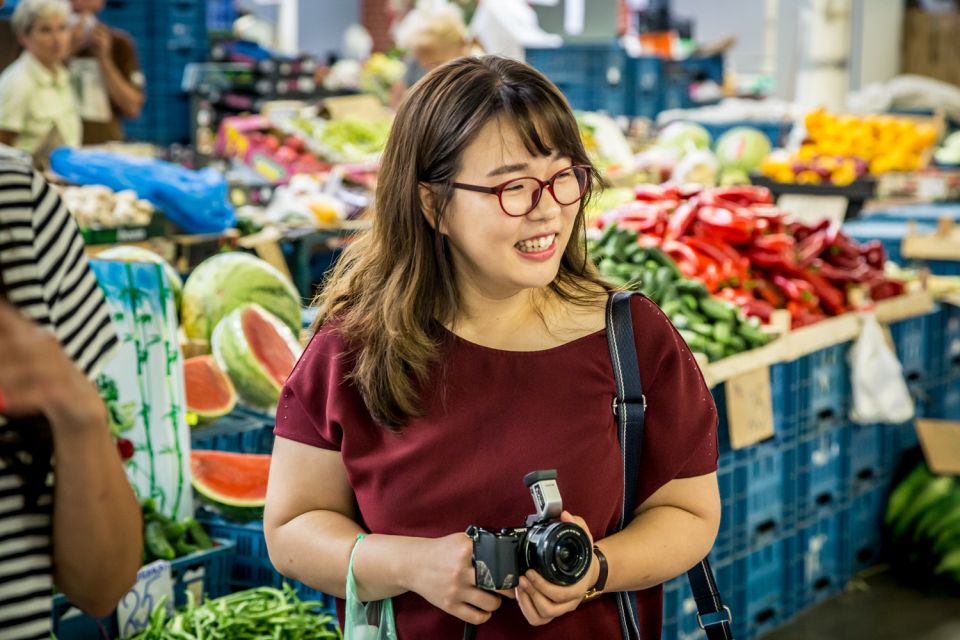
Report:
100,0,208,145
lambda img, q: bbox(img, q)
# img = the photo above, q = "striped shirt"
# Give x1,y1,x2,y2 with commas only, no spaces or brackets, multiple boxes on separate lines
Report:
0,158,118,639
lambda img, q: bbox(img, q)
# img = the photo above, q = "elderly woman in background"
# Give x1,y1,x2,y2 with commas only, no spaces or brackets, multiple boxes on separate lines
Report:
0,0,80,156
389,2,475,108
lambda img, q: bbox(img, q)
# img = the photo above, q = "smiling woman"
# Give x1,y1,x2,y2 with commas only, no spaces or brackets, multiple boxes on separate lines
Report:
264,55,720,640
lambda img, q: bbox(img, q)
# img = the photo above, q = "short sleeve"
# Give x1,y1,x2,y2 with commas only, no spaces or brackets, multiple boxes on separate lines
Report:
631,295,718,505
29,170,118,379
0,70,28,133
273,324,348,451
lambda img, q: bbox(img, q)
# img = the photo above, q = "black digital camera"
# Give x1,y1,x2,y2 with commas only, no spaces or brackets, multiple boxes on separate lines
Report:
466,470,592,591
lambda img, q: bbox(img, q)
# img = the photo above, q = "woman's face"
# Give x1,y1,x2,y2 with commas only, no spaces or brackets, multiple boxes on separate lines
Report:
21,13,70,67
437,117,582,300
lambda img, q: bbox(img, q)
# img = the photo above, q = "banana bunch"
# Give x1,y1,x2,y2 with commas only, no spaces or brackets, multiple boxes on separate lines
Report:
885,461,960,588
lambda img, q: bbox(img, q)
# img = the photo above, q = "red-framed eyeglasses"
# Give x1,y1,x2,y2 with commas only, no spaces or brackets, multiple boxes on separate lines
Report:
451,165,591,217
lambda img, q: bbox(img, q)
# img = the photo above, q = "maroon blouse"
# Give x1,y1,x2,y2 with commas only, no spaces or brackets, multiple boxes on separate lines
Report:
274,295,718,639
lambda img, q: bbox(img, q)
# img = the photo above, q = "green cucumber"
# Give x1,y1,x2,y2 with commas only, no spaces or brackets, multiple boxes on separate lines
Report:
713,322,733,345
700,297,738,323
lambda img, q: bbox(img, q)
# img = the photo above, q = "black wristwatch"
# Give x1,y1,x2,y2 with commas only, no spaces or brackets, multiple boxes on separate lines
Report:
583,545,608,601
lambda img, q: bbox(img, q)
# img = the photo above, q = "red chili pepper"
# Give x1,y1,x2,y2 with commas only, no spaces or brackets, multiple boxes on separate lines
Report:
747,248,798,273
824,251,865,271
634,185,671,202
802,270,847,315
753,277,786,307
608,202,668,235
754,233,796,253
826,227,861,259
870,279,905,301
702,186,774,207
796,231,828,267
809,258,854,283
661,239,702,270
665,198,699,241
772,274,803,302
701,263,722,293
638,235,663,248
681,236,731,265
860,240,887,269
697,206,755,245
741,298,776,323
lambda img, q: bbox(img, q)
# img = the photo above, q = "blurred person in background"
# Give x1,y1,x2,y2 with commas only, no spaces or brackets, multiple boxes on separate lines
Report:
390,1,475,107
67,0,144,144
0,0,80,156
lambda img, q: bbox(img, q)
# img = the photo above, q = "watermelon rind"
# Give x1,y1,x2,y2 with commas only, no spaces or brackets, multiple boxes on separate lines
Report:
190,450,269,512
180,252,302,343
184,355,237,422
96,246,183,310
211,303,302,409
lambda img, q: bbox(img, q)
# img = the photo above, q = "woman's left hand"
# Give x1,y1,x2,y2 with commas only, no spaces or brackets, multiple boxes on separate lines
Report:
515,511,599,626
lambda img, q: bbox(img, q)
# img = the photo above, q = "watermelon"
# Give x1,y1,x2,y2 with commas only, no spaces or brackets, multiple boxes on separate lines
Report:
715,127,772,172
191,450,269,521
180,253,301,343
212,303,301,409
184,355,237,422
96,246,183,310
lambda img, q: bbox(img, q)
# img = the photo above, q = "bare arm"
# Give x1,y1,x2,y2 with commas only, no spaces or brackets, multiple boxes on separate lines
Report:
0,304,141,617
0,130,16,146
599,472,721,591
264,436,502,624
90,26,144,119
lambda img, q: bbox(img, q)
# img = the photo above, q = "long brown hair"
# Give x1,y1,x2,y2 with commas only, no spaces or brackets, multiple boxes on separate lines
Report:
315,55,606,428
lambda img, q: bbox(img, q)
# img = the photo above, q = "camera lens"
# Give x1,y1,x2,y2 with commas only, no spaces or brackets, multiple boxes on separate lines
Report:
523,522,591,586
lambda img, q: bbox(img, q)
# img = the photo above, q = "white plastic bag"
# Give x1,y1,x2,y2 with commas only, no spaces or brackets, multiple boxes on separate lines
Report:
848,313,915,425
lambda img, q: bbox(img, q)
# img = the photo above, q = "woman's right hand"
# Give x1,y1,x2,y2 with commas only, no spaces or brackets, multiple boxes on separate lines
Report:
405,532,502,625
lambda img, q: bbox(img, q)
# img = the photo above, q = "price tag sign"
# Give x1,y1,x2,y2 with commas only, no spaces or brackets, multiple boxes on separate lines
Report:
725,367,775,449
918,176,948,202
777,194,849,228
117,560,174,639
916,420,960,475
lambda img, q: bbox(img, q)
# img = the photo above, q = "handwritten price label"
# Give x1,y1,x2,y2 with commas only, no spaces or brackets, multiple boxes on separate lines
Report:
725,367,775,449
117,560,174,639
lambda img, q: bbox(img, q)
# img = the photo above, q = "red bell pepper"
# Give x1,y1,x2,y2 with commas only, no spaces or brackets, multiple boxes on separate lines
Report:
665,198,699,241
634,185,674,202
697,206,755,245
608,202,667,235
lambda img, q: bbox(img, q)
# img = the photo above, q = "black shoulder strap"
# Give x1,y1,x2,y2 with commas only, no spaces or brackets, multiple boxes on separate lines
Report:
605,291,734,640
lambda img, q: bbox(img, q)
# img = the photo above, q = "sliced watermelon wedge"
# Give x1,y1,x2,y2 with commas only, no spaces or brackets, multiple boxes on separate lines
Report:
191,450,270,521
212,303,302,409
184,355,237,422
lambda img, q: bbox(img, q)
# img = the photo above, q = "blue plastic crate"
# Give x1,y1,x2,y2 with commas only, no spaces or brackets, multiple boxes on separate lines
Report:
661,575,700,640
727,540,786,640
208,0,238,31
715,441,788,563
787,511,846,612
923,259,960,276
883,422,920,464
842,481,888,576
844,423,887,492
191,406,276,454
196,513,337,613
51,540,235,639
889,314,931,382
793,344,850,431
942,304,960,378
787,427,846,519
524,44,629,114
714,361,796,456
866,202,960,225
932,374,960,420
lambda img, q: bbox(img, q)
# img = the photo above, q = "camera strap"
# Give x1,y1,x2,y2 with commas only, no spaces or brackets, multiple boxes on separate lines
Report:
606,291,733,640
